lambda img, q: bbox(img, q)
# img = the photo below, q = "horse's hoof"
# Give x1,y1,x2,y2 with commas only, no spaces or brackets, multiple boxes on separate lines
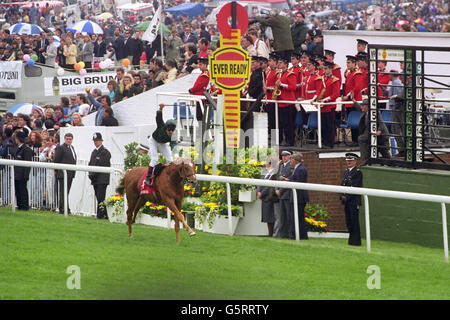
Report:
189,230,196,237
128,233,133,238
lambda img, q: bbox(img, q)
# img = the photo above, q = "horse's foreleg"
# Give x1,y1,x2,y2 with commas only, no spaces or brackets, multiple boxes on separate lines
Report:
174,214,180,243
164,198,196,238
175,198,189,232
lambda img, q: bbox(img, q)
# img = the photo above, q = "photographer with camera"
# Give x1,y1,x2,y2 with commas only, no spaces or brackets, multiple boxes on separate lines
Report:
251,9,294,62
340,153,363,246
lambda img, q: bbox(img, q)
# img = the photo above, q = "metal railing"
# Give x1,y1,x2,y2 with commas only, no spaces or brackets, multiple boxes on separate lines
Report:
0,158,448,263
195,173,450,263
0,159,123,217
156,92,390,149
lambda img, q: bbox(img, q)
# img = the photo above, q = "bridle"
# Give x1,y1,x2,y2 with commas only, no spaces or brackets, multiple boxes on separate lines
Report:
179,164,197,184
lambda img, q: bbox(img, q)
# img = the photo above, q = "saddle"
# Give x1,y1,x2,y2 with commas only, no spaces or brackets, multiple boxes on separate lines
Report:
139,163,167,197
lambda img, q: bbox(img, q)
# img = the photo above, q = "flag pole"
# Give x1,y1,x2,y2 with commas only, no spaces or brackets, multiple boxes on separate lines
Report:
160,0,165,63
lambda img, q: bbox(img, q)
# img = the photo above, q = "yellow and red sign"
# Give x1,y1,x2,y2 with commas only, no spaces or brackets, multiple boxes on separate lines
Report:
209,2,251,148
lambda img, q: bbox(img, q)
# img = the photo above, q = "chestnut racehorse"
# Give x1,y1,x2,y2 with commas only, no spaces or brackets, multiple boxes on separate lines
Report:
116,158,197,242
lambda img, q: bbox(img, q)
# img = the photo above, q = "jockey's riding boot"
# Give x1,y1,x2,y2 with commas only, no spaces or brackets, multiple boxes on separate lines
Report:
144,166,153,186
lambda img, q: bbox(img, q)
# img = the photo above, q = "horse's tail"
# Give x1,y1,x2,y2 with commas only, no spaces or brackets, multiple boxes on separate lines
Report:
116,176,125,195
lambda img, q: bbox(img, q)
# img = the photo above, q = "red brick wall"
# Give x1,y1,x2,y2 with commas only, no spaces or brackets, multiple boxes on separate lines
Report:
302,152,348,231
301,151,450,231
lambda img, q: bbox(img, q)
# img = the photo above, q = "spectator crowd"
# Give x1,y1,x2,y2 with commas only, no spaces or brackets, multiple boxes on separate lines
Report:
0,0,448,164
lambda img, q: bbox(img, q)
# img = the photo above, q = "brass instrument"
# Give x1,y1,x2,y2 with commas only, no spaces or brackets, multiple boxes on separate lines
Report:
272,70,282,100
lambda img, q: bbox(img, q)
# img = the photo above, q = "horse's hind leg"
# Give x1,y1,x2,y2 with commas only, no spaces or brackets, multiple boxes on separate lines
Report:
126,193,138,237
132,197,145,224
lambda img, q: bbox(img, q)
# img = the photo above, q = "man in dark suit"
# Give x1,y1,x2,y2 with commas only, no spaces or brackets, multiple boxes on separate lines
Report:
36,31,49,63
340,153,363,246
112,31,126,65
180,25,198,54
287,152,309,240
88,132,112,220
54,133,77,214
275,150,293,238
13,131,33,210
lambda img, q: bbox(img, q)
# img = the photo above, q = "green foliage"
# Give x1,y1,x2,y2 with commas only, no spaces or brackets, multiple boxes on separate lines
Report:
182,198,197,212
305,203,329,223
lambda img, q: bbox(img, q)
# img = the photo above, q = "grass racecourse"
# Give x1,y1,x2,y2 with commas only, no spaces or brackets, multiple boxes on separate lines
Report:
0,208,449,300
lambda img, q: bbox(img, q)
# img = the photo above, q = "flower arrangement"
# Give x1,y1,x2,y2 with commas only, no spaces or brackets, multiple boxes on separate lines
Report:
101,194,124,218
101,194,173,219
305,214,329,233
194,202,242,228
141,202,168,217
304,204,329,233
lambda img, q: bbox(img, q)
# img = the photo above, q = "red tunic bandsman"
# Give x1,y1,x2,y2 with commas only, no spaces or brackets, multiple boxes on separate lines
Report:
188,57,210,120
317,61,341,148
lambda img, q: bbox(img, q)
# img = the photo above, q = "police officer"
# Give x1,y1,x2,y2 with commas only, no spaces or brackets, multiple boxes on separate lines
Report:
13,131,33,211
340,153,363,246
88,132,112,220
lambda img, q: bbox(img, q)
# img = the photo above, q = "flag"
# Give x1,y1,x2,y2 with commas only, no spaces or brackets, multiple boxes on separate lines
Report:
142,3,161,43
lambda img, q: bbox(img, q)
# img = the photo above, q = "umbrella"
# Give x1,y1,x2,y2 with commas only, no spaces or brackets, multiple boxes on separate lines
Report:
135,21,170,35
53,35,61,43
8,103,43,116
9,23,44,36
67,20,104,34
95,12,114,21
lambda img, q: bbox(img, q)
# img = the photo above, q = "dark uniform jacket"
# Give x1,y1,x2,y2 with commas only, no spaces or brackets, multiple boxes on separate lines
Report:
13,143,33,180
288,163,309,204
340,166,363,206
88,144,111,185
277,161,293,200
248,68,264,99
53,143,77,179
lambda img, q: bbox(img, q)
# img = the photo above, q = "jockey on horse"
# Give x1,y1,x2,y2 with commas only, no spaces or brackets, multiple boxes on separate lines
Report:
144,103,177,186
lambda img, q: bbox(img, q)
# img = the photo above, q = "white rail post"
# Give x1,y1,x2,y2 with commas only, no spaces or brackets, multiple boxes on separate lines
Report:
226,182,233,236
63,170,68,217
442,203,448,263
167,208,171,229
292,188,300,243
10,165,15,212
364,195,371,254
316,102,322,149
275,102,279,145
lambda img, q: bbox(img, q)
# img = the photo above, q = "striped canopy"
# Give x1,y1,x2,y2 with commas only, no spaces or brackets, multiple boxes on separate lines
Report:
67,20,104,35
9,23,44,35
7,103,43,116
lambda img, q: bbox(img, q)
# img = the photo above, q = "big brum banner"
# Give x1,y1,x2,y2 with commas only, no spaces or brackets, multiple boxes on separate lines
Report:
44,72,117,96
0,61,22,88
